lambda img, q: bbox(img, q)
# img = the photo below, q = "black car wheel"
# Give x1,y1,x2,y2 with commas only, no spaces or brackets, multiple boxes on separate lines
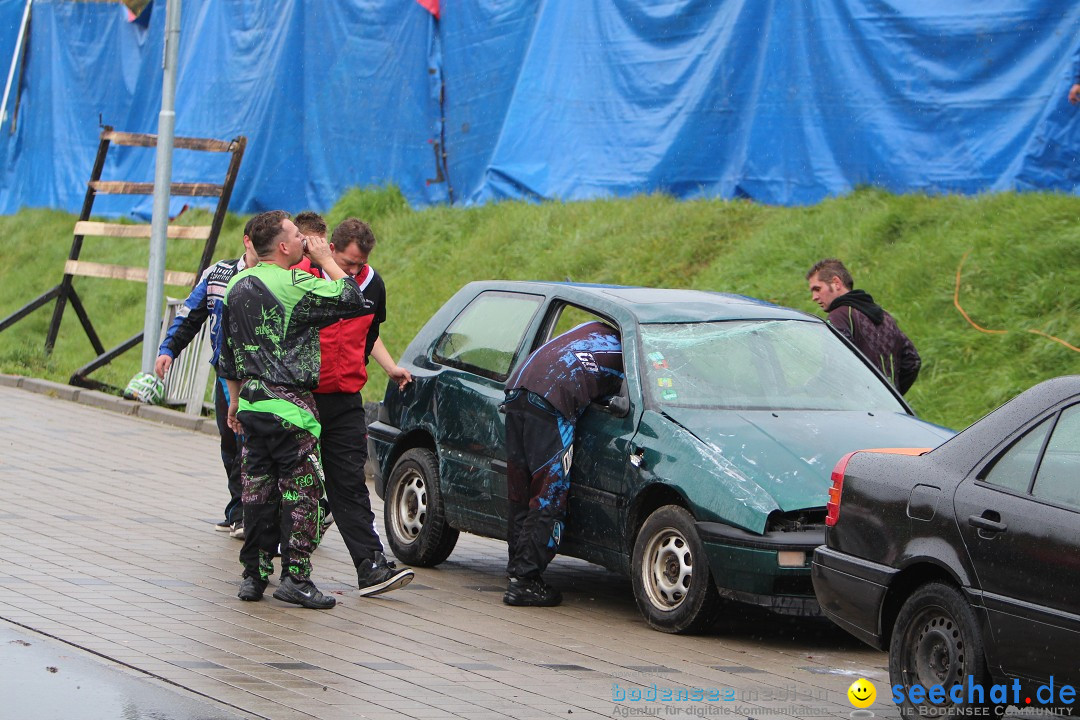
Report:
890,582,1000,718
383,448,459,567
631,505,721,634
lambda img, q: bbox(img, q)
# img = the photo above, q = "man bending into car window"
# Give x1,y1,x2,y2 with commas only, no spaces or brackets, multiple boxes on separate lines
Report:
502,321,624,607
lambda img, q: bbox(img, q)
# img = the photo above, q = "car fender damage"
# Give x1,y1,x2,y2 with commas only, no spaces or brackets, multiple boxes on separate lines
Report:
649,410,780,534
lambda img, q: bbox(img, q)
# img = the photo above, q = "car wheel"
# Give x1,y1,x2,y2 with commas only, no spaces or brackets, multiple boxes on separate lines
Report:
631,505,721,634
383,448,459,567
890,582,1001,718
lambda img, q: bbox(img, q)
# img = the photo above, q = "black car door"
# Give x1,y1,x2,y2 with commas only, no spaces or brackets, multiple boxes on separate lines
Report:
953,403,1080,684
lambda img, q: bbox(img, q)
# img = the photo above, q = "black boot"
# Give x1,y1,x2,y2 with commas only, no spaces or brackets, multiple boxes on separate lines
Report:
272,576,336,609
238,575,267,602
503,576,561,607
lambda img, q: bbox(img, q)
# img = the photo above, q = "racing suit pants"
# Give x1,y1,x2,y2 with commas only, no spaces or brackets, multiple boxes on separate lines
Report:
237,387,324,583
214,377,243,525
504,390,575,580
313,392,383,567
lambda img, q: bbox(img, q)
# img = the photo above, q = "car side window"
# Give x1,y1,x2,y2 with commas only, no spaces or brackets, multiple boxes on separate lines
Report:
982,416,1052,494
432,291,543,381
544,302,629,416
547,303,606,342
1031,404,1080,510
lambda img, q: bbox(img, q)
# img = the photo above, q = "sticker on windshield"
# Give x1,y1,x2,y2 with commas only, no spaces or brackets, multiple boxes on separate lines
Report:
657,377,673,388
647,351,668,369
661,389,678,401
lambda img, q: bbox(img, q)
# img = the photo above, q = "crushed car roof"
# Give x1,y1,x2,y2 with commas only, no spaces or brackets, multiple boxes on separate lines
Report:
469,281,816,324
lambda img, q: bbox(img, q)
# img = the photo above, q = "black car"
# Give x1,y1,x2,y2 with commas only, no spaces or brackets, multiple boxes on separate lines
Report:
812,375,1080,717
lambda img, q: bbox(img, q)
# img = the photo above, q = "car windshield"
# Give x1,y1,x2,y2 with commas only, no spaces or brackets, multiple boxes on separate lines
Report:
639,320,908,412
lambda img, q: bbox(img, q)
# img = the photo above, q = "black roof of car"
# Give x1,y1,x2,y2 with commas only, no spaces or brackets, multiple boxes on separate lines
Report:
928,374,1080,467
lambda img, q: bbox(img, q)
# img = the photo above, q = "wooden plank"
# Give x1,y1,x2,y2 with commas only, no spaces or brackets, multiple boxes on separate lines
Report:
64,260,197,287
102,130,233,153
73,221,211,240
89,181,223,197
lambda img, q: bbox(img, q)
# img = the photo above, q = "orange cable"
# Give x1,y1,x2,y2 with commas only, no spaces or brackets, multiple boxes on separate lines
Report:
1026,329,1080,354
953,250,1007,335
954,250,1079,353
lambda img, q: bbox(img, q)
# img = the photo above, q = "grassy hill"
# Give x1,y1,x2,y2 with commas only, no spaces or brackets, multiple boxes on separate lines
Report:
2,186,1078,430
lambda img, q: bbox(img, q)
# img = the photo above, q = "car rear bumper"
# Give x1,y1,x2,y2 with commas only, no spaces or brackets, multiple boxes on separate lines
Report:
697,522,824,615
811,545,896,650
367,420,401,498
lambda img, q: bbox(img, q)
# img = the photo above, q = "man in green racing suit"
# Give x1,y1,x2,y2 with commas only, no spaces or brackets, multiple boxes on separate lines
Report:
218,210,371,609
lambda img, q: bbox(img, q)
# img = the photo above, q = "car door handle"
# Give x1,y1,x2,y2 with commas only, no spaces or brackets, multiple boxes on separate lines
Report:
967,513,1007,534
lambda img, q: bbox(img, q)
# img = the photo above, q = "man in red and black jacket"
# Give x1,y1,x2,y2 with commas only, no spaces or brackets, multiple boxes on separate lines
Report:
295,214,415,596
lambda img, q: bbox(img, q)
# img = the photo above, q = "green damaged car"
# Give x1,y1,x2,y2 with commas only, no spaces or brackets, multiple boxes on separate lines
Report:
368,282,953,633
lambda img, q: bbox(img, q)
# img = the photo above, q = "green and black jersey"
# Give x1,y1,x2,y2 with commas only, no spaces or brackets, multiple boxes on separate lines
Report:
217,263,371,390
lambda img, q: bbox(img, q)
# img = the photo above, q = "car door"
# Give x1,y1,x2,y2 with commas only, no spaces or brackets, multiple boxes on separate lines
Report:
567,383,637,562
430,289,545,535
953,403,1080,684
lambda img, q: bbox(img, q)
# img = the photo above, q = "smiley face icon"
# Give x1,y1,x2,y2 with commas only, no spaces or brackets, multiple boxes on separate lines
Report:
847,678,876,708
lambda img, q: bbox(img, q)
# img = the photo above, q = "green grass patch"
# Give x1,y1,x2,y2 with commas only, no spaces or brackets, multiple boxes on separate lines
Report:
2,187,1078,430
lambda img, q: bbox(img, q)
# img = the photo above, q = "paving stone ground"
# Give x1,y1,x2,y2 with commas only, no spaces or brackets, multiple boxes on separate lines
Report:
1,382,907,720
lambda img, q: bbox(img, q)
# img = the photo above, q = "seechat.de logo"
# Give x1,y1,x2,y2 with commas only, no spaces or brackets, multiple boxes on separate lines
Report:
892,676,1077,713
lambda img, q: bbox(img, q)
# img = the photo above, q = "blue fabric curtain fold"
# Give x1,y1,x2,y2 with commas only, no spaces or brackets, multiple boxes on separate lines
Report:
0,0,1078,215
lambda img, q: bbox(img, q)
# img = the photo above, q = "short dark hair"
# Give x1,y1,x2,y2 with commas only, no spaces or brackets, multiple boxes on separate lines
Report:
807,258,853,289
248,210,290,257
242,215,256,238
331,218,377,254
294,211,327,237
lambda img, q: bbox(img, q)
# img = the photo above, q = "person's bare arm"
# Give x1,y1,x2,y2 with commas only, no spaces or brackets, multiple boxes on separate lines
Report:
371,337,413,390
226,378,244,435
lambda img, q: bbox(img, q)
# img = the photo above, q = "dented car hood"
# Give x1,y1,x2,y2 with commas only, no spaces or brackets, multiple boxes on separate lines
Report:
655,407,953,531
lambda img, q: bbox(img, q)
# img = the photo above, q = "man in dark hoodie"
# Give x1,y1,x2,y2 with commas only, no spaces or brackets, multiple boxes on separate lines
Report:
807,258,921,395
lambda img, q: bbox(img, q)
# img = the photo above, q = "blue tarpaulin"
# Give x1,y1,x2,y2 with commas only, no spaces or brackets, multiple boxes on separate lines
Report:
0,0,1078,216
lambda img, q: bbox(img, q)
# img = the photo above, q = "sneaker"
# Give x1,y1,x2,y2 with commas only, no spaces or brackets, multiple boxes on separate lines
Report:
272,576,336,609
229,522,245,540
238,575,267,602
503,576,562,607
214,519,232,532
356,552,414,597
321,511,335,534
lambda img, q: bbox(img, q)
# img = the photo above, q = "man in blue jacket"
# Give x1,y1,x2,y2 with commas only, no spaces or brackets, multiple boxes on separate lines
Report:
502,321,624,607
155,220,257,538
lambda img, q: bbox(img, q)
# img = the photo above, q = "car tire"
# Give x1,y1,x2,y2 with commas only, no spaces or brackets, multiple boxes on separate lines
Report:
890,582,1002,719
383,448,459,567
631,505,721,634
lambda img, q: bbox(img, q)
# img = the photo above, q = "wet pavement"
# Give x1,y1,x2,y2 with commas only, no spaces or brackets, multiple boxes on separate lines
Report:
0,378,903,720
1,620,248,719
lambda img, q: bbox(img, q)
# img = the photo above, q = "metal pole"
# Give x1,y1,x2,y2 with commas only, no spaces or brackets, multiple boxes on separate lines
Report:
141,0,182,373
0,0,32,127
